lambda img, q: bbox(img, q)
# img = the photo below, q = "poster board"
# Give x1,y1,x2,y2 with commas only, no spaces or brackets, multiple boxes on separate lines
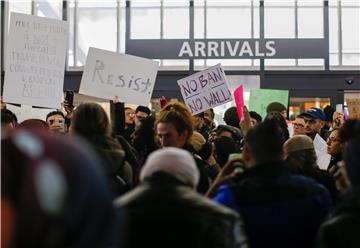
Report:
79,47,159,106
3,13,68,109
249,89,289,119
177,64,232,115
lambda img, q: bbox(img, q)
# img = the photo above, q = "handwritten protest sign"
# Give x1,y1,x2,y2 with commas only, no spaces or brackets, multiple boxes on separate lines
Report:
6,104,55,123
249,89,289,119
347,98,360,119
233,85,244,121
3,13,68,109
314,134,331,170
79,47,159,106
177,64,232,115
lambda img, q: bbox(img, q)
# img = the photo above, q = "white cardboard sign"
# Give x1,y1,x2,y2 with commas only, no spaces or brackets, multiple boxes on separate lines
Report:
79,47,159,106
3,13,68,109
6,104,55,123
177,64,232,115
314,134,331,170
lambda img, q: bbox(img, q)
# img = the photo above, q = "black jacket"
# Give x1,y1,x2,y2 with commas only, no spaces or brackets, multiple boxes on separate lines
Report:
214,161,333,248
317,187,360,248
115,172,248,248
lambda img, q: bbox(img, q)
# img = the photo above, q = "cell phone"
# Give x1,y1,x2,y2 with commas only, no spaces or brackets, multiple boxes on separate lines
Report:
65,91,74,107
336,104,343,114
228,153,245,174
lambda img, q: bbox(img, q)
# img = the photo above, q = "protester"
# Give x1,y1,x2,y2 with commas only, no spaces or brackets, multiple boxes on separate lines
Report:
71,102,133,197
156,101,210,194
266,102,287,119
292,116,306,135
131,115,159,183
1,109,17,138
1,129,123,248
203,108,216,130
249,111,262,126
46,110,67,133
134,105,151,127
317,120,360,248
210,119,332,248
223,106,240,129
115,147,248,248
283,135,337,202
299,107,328,140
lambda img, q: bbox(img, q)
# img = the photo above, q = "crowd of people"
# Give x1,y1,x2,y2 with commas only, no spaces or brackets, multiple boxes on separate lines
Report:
1,97,360,248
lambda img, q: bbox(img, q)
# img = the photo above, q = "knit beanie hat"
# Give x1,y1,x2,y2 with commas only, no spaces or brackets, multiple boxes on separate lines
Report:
266,102,287,114
283,135,314,154
140,147,199,188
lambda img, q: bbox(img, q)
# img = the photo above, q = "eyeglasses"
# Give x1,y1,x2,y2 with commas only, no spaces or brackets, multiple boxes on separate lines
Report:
293,123,304,128
327,137,341,143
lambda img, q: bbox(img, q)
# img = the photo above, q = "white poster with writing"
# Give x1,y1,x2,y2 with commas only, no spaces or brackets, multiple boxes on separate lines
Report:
79,47,159,106
3,13,68,109
314,134,331,170
177,64,232,115
6,104,55,123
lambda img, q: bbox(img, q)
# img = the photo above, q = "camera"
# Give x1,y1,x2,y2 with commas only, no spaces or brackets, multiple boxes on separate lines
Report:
345,77,354,85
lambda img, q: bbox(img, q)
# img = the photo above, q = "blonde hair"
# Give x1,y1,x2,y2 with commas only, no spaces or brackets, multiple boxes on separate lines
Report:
188,131,206,153
156,102,194,138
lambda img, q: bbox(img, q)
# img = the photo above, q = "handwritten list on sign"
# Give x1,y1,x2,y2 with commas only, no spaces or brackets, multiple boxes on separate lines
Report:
177,64,232,115
3,13,68,109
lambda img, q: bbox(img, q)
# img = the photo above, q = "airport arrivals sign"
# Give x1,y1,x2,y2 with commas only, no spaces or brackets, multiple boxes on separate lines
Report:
126,38,327,59
178,40,276,58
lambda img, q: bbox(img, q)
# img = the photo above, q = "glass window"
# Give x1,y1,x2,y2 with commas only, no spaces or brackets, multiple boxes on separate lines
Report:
8,1,32,16
163,1,189,39
341,3,360,66
36,0,62,20
76,0,117,66
194,1,205,39
329,3,339,66
297,59,324,67
297,2,323,38
265,59,296,68
207,1,252,38
68,1,75,67
130,1,161,39
264,1,295,38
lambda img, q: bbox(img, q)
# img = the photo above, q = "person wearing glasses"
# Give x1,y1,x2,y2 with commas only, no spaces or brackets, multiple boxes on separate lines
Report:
327,128,344,172
292,116,306,136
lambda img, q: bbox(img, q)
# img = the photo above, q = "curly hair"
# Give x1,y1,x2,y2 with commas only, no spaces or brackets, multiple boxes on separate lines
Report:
156,102,194,138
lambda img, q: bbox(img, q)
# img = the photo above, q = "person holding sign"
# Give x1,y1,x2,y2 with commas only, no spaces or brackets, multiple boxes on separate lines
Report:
156,102,210,194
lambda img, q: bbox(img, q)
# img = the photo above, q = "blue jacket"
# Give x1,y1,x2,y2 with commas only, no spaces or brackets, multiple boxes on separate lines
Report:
213,160,332,248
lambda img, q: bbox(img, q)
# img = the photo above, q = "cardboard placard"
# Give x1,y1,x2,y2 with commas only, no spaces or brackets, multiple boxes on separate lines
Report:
3,13,68,109
177,64,232,115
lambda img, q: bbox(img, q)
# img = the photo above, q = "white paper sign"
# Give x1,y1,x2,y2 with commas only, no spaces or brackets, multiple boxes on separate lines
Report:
6,104,56,123
288,123,294,138
177,64,232,115
79,47,159,106
314,134,331,170
3,13,68,109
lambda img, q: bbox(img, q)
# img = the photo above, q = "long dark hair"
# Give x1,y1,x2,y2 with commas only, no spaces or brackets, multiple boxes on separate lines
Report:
72,103,112,138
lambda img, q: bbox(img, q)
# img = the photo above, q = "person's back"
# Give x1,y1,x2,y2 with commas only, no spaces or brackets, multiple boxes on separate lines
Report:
71,102,133,196
213,120,332,248
115,148,248,248
317,120,360,248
